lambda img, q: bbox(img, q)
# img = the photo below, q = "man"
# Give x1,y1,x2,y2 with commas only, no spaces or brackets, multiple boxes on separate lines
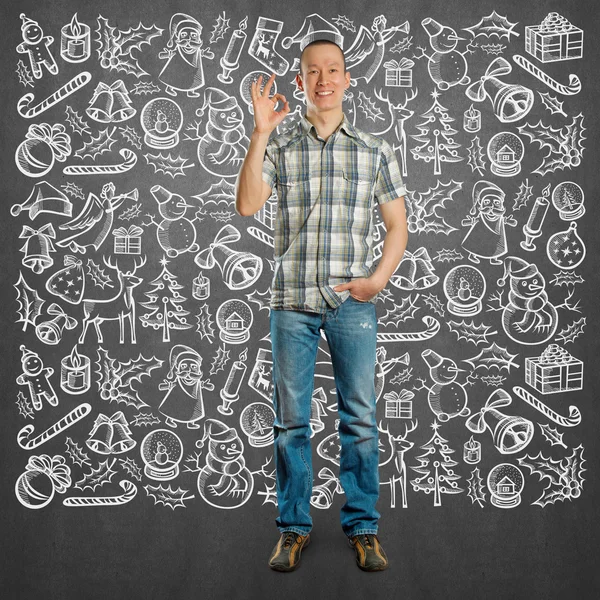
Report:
235,38,408,572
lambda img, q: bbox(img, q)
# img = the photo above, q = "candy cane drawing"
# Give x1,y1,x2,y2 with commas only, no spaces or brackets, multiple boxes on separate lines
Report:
63,480,137,506
513,55,582,95
376,316,441,342
17,403,92,450
512,386,582,427
63,148,137,175
17,71,92,118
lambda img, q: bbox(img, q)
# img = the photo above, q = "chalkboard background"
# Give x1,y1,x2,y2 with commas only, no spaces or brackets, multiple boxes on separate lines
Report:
1,0,599,598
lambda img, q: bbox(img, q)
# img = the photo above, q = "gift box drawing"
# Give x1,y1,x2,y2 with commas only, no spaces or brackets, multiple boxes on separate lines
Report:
525,12,583,63
525,344,583,394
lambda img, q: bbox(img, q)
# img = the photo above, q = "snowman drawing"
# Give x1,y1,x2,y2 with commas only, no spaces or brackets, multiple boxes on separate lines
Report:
414,18,471,91
196,419,254,509
494,257,558,345
194,88,249,178
418,349,470,422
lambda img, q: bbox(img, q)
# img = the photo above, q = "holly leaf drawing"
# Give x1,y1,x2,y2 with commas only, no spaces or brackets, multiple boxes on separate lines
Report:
556,317,586,344
144,152,195,178
518,445,586,507
462,342,519,371
131,412,161,427
96,346,119,385
62,181,85,201
511,179,534,212
75,458,118,492
210,11,230,44
379,295,420,326
210,343,230,375
447,320,498,345
404,180,461,235
65,105,91,136
357,91,385,122
422,293,445,317
75,127,118,160
16,59,34,87
16,391,34,419
466,136,486,175
435,248,463,263
463,11,520,39
65,436,91,467
86,259,114,289
14,271,45,331
517,113,585,176
538,423,567,449
466,466,486,507
192,178,236,207
117,354,164,387
332,15,357,33
119,457,143,481
195,303,217,344
144,484,195,510
96,15,163,78
538,91,567,117
118,125,143,150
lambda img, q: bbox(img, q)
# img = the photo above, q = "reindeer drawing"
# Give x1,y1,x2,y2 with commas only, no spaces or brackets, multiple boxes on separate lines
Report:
79,256,146,344
379,419,418,508
255,34,270,60
372,87,418,178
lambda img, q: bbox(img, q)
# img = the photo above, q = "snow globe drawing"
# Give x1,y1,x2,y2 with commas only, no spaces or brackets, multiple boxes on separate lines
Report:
140,98,183,149
487,132,524,177
443,265,486,316
140,429,184,480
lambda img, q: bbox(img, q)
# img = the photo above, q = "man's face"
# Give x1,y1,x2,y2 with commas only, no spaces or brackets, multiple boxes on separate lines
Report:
295,43,350,113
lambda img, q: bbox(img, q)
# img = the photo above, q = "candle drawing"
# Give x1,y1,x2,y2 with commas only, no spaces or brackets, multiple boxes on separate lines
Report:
218,16,248,84
60,345,91,395
60,13,91,63
463,104,481,132
218,348,248,415
521,183,551,251
463,435,481,464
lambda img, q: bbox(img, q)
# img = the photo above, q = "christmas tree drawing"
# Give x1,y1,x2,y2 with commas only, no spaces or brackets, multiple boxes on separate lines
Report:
139,256,193,342
410,90,463,175
410,420,463,506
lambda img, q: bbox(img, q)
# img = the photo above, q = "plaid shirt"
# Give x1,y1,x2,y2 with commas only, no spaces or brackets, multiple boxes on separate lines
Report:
261,112,407,314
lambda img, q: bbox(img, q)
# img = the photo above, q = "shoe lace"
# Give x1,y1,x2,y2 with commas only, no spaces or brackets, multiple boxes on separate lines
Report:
362,535,374,549
282,532,297,549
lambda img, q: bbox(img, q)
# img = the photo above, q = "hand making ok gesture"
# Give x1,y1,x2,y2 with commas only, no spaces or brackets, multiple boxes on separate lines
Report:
251,73,290,135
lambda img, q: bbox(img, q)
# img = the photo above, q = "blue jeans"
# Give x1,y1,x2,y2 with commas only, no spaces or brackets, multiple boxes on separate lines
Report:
270,296,380,539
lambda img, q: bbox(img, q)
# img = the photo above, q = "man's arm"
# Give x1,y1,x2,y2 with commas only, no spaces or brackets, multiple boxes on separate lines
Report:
235,131,274,216
235,73,289,217
369,196,409,291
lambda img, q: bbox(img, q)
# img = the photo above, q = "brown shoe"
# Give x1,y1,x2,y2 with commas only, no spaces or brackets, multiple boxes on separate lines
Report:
268,532,311,572
348,534,389,571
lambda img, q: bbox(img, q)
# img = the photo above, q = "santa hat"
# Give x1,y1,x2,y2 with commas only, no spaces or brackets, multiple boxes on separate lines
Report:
20,344,40,367
20,14,38,32
196,419,237,449
11,182,72,220
196,87,237,117
497,257,540,287
166,13,202,47
167,344,201,378
282,14,344,51
470,180,504,215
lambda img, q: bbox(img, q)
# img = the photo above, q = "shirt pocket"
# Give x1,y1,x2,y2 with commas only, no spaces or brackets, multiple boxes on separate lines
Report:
340,168,375,209
277,173,312,213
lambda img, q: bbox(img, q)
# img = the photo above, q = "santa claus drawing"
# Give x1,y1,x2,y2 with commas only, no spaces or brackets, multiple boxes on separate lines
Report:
158,344,214,428
158,13,215,97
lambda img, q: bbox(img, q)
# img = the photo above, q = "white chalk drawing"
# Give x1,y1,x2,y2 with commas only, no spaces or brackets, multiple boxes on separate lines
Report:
410,421,463,507
15,123,71,178
461,180,517,263
57,183,138,253
16,14,58,79
16,455,71,509
158,344,214,428
158,13,215,97
60,13,91,63
487,463,524,508
414,18,471,90
18,72,92,119
9,9,590,514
